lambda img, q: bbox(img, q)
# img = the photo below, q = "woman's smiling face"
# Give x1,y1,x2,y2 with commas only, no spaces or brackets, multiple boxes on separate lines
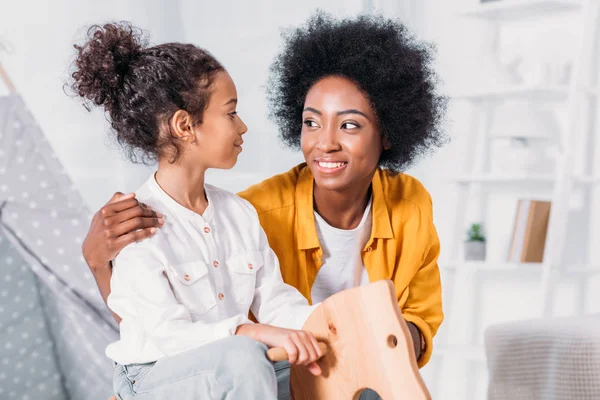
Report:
301,75,387,192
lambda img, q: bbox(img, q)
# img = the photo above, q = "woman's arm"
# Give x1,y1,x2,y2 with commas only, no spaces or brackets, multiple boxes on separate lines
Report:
83,192,163,323
406,321,423,361
400,220,443,368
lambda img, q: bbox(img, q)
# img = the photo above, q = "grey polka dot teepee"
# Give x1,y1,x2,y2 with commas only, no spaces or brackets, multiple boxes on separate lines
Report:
1,83,117,399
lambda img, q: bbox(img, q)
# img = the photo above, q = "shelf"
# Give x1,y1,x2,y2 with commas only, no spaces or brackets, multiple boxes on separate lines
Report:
576,175,600,184
443,261,543,271
461,0,581,21
450,85,569,101
454,173,555,185
441,261,600,276
453,174,600,186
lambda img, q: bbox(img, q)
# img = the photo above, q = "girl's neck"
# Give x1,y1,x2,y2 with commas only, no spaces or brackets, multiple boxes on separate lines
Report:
313,177,373,230
155,160,208,215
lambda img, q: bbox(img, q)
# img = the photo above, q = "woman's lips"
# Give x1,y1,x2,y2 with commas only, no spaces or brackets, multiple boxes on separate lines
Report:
314,160,348,174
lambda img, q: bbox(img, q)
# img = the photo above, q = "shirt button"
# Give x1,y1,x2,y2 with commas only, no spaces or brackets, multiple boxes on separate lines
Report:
218,293,224,300
213,261,219,268
183,274,191,281
248,263,253,270
204,226,210,234
367,247,373,252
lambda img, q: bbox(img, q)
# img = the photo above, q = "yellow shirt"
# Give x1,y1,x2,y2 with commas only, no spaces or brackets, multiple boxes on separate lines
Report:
238,163,443,367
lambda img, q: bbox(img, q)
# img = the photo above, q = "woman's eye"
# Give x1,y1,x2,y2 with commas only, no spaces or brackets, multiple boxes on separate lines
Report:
304,120,318,128
228,111,238,118
342,122,359,130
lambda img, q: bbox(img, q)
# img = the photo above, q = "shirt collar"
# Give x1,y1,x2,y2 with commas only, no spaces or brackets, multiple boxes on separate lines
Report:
147,172,214,224
295,165,394,250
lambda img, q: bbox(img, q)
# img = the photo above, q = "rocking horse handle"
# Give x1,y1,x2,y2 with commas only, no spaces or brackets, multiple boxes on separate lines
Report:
267,342,328,362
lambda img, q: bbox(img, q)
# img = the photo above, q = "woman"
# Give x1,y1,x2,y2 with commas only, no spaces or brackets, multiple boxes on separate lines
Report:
71,22,324,400
84,12,446,396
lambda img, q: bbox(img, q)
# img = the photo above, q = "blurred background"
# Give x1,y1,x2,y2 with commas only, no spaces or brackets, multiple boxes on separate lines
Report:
1,0,600,399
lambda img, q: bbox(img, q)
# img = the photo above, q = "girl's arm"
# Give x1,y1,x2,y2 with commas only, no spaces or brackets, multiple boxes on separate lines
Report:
83,192,163,323
236,323,323,376
249,227,317,330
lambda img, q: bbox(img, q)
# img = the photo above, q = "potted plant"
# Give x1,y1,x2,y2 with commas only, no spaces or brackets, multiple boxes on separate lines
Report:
465,223,486,261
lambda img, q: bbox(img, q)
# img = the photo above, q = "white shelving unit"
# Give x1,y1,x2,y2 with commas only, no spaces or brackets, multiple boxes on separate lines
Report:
461,0,582,20
428,1,600,399
451,84,570,101
453,173,556,184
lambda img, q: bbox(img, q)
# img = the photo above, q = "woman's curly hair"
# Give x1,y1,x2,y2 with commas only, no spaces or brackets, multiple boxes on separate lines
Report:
267,12,448,172
69,22,223,164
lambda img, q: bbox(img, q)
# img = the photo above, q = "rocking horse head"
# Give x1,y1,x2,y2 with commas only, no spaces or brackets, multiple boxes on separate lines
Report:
289,280,431,400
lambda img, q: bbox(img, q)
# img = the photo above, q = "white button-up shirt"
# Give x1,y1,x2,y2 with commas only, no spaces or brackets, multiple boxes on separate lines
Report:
106,174,316,365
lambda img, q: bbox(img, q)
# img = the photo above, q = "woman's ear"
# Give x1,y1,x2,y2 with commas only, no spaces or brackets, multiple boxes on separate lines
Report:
170,110,195,143
383,136,392,150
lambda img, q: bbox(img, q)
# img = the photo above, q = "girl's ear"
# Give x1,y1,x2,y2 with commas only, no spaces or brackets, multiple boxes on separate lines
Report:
170,110,195,143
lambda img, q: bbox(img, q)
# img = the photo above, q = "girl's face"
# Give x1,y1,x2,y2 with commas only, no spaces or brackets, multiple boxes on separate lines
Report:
187,71,247,170
301,76,387,192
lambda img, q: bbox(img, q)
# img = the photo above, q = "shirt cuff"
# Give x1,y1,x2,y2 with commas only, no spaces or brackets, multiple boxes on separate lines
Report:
403,313,433,368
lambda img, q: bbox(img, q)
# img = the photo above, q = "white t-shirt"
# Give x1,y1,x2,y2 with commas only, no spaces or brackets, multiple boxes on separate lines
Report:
311,198,372,304
106,173,315,365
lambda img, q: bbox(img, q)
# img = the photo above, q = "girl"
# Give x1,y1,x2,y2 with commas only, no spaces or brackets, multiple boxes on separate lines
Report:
71,23,323,400
83,13,447,399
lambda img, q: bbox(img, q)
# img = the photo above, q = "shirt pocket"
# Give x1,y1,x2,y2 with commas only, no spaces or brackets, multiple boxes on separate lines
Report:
226,250,264,306
167,261,217,315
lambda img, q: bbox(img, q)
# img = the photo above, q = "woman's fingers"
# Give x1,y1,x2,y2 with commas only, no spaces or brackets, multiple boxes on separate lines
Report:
115,227,159,248
104,192,134,207
100,196,144,217
107,203,162,228
109,216,163,239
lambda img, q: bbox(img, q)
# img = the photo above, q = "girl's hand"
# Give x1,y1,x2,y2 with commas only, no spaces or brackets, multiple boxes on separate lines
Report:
82,192,164,270
236,324,324,376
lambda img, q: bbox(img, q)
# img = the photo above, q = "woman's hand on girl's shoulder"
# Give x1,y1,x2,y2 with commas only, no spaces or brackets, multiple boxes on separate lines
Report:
82,192,164,270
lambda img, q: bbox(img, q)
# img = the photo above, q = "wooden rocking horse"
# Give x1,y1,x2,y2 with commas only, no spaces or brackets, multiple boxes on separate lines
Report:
266,280,431,400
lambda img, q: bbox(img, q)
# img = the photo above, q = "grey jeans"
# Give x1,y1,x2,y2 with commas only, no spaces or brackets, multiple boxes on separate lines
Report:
114,336,278,399
114,335,381,400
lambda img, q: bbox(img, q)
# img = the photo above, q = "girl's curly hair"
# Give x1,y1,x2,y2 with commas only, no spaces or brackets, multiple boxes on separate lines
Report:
70,22,223,163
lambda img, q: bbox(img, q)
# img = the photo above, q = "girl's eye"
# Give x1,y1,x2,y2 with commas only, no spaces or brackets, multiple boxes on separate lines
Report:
304,120,318,128
228,111,238,118
342,122,359,130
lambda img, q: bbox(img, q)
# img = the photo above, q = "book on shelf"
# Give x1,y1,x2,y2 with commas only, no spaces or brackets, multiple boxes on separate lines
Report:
509,199,551,263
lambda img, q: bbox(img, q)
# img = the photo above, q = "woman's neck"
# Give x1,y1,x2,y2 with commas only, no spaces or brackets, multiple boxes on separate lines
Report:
155,161,208,215
313,177,373,230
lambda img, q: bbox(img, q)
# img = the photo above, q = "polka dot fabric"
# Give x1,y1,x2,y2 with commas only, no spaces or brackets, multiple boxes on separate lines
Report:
0,234,65,400
1,94,118,399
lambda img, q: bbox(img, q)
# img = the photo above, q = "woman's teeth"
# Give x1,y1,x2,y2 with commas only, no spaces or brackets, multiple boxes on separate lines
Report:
318,161,346,168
